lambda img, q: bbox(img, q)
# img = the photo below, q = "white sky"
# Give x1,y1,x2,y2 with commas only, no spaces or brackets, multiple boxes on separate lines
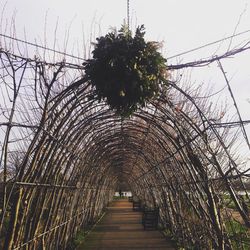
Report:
1,0,250,114
1,0,250,164
2,0,250,56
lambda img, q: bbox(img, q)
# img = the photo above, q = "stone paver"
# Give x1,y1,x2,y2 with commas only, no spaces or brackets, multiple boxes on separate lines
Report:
79,199,176,250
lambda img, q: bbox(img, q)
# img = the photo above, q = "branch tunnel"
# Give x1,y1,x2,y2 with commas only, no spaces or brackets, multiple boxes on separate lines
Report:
0,50,250,250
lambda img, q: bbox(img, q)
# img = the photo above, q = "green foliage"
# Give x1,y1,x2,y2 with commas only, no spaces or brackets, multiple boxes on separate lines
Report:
67,229,85,250
0,215,10,249
73,230,85,246
0,214,10,236
113,196,124,200
84,25,167,117
225,219,250,249
226,200,237,209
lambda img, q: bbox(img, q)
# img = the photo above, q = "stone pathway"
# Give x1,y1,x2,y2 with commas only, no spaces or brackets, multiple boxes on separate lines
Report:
79,199,176,250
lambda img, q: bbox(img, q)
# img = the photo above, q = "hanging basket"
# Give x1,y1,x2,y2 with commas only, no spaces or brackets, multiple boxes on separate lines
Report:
83,25,167,117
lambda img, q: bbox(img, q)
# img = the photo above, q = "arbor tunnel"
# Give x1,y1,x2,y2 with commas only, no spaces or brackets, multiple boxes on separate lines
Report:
0,46,250,250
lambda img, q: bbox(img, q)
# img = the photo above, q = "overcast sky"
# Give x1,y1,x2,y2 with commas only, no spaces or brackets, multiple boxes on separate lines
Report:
1,0,250,163
1,0,250,115
1,1,250,56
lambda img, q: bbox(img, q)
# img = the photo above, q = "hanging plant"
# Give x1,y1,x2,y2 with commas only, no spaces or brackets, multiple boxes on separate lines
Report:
83,25,167,117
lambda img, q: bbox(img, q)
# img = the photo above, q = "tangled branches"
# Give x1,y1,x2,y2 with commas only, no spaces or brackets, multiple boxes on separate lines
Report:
0,33,250,250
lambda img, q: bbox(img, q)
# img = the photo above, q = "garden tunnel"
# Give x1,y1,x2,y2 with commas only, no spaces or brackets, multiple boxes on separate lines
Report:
0,42,250,250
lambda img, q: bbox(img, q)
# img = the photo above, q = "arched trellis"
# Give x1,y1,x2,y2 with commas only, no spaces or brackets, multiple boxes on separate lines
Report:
0,37,250,250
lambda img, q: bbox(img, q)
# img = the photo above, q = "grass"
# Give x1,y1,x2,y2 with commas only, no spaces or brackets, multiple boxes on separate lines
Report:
66,229,85,250
67,211,106,250
225,219,250,249
73,230,86,247
0,214,10,249
113,195,127,200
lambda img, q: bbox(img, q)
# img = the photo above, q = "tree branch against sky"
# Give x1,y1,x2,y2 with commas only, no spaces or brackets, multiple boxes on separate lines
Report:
2,0,249,156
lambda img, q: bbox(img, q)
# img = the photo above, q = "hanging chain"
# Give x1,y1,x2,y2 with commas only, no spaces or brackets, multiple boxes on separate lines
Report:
127,0,130,29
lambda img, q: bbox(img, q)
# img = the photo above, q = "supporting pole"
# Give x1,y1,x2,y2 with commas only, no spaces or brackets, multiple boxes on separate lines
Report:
127,0,130,29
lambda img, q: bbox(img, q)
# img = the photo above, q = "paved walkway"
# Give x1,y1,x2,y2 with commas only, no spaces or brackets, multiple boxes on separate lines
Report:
79,199,176,249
